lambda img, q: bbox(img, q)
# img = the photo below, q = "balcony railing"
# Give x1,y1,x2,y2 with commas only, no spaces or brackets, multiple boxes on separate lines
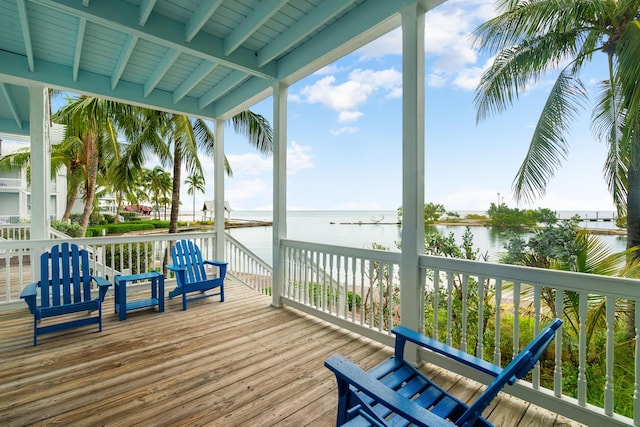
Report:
280,238,638,426
0,178,24,190
1,227,637,425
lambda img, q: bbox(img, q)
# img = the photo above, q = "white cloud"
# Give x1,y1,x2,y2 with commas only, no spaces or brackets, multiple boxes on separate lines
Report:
314,64,349,75
386,87,403,100
287,141,313,174
226,153,271,176
357,29,402,59
338,111,363,122
330,126,358,136
298,68,402,113
426,73,447,88
226,178,271,209
288,93,302,103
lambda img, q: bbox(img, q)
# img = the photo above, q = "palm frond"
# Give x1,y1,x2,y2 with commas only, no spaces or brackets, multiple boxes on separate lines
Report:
230,110,273,155
512,70,588,203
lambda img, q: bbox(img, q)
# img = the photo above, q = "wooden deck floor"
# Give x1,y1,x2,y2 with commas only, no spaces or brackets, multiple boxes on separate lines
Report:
0,279,582,426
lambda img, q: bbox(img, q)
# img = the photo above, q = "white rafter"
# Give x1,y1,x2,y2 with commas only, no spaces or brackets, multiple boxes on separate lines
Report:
144,48,180,97
72,18,87,82
0,83,23,129
184,0,224,43
16,0,35,72
111,34,138,90
173,61,217,104
34,0,276,80
257,0,355,67
138,0,157,26
224,0,288,56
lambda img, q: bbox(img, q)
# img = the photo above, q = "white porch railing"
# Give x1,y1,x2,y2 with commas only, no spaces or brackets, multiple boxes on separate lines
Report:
0,231,218,304
2,228,638,425
0,178,24,190
280,239,639,427
224,232,272,295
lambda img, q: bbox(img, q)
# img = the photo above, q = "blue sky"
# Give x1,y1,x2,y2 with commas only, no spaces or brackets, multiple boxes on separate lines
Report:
217,0,616,213
8,0,617,214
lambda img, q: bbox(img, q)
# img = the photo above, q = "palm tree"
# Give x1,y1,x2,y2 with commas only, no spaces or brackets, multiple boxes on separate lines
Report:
185,173,205,221
53,96,141,233
473,1,640,256
141,110,272,234
143,166,172,219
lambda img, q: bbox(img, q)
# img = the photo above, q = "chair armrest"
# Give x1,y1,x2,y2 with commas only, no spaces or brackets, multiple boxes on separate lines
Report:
204,260,227,277
20,282,39,314
204,260,227,267
392,326,502,378
165,264,185,273
91,275,112,302
324,355,453,427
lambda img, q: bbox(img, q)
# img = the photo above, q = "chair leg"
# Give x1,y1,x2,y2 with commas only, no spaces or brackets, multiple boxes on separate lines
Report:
33,317,37,346
220,284,224,302
182,292,187,310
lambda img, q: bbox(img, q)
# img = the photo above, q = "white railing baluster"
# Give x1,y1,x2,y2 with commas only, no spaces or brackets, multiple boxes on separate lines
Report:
532,284,541,388
513,281,521,361
477,275,485,359
494,278,502,367
554,286,563,397
433,268,439,341
605,296,615,416
446,271,453,346
635,298,640,425
578,291,587,405
461,273,468,353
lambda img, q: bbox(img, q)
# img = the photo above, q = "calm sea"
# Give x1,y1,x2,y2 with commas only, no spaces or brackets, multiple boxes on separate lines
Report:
224,210,627,266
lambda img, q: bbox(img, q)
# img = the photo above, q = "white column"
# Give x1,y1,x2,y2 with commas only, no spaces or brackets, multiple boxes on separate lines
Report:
29,86,50,240
400,5,425,335
29,86,50,280
272,82,288,307
214,118,225,260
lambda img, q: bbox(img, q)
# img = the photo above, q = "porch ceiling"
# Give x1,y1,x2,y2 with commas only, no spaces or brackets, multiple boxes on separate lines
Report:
0,0,445,137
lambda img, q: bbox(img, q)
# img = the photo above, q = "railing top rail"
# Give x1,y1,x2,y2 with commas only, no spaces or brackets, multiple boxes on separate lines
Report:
0,231,217,251
225,232,273,271
282,238,401,263
420,254,640,299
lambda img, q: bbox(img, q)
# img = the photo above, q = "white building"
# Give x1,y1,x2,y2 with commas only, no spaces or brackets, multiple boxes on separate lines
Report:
0,125,67,223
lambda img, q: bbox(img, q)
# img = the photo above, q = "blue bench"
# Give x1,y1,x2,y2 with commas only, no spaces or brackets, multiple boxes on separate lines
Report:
20,243,111,346
325,319,562,426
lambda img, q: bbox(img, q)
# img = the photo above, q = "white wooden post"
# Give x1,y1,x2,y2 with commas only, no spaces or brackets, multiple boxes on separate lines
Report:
400,5,425,340
29,85,50,278
214,118,225,260
272,82,288,307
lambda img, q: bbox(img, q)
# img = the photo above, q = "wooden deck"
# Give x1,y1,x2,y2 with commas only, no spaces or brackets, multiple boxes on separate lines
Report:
0,279,582,426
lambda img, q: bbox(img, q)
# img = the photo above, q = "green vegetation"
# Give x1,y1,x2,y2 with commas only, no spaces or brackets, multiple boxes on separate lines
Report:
486,203,558,230
473,0,640,259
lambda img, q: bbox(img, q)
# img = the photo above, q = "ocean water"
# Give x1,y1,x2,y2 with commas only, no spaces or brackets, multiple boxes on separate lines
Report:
225,210,627,266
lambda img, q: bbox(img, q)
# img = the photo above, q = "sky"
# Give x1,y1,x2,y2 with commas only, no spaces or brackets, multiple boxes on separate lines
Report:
215,0,617,213
7,0,619,214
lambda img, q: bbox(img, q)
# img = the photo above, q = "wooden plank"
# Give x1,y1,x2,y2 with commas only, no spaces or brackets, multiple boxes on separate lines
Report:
0,279,579,426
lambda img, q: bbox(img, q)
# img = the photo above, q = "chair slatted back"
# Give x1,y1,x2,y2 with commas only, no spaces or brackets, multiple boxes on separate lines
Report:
172,240,207,284
39,243,92,308
457,318,562,426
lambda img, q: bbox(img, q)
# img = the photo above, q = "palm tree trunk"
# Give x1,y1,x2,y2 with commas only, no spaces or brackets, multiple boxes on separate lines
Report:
169,139,182,234
625,149,640,336
79,134,98,234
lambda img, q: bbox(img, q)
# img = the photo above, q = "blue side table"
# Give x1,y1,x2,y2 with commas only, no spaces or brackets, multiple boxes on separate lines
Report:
114,271,164,321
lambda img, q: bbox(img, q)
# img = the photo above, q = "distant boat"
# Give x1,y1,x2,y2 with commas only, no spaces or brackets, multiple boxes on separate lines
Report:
370,215,384,224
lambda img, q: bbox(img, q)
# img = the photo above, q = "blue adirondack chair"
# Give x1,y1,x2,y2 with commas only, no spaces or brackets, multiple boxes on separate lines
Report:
325,318,562,427
20,243,111,346
166,240,227,310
